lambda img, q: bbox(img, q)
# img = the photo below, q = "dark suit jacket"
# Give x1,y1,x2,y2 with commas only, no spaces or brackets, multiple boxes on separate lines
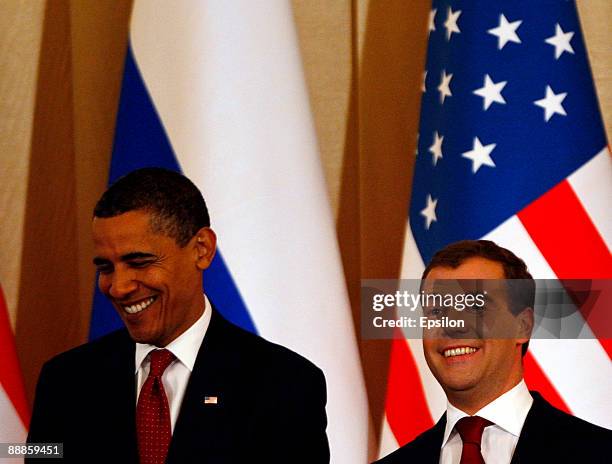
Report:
375,392,612,464
27,310,329,463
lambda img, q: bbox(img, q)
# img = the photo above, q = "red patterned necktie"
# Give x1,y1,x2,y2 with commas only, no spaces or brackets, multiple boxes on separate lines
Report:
455,416,493,464
137,349,176,464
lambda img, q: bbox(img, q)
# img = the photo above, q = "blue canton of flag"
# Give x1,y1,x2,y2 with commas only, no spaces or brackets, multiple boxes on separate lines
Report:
411,0,607,262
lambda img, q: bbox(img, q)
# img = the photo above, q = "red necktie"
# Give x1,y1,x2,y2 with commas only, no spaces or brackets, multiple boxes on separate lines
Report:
137,349,176,464
455,416,493,464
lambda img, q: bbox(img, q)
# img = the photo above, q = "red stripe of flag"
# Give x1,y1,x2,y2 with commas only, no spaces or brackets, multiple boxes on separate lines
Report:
518,179,612,359
385,336,434,445
518,180,611,279
0,284,30,428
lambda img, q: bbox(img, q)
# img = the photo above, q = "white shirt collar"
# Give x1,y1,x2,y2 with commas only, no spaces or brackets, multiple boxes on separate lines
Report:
442,379,533,448
135,295,212,373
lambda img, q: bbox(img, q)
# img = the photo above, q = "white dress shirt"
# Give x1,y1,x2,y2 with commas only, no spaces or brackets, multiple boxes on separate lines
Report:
440,380,533,464
135,295,212,432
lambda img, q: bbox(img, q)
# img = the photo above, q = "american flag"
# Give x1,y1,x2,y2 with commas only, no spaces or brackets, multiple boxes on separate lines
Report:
379,0,612,457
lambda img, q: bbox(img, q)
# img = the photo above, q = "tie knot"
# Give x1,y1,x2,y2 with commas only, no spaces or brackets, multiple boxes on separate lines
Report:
148,349,175,377
455,416,493,445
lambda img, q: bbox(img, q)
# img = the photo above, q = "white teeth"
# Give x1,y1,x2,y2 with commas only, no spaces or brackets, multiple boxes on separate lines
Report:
444,347,477,358
123,297,156,314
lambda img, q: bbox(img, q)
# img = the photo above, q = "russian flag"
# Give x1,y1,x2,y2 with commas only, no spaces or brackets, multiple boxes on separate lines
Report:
89,1,368,462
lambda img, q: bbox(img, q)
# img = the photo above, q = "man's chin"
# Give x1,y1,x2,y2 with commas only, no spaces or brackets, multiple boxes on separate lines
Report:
445,382,479,395
125,326,158,345
436,373,479,394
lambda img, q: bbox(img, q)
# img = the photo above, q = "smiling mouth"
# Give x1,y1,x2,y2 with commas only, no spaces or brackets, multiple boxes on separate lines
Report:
122,296,157,314
443,346,479,358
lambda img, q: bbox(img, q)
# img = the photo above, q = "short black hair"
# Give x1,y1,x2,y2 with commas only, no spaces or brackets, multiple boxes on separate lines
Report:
423,240,534,356
93,167,210,247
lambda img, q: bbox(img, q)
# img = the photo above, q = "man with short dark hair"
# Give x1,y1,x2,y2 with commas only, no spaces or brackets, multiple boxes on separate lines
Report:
376,240,611,464
28,167,330,463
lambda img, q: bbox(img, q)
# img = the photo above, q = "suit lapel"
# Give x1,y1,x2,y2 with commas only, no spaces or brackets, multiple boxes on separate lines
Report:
427,414,447,464
511,392,549,464
99,331,139,462
395,413,445,463
167,309,243,462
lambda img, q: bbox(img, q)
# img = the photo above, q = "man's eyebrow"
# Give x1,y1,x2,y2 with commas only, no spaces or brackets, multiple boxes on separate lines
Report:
92,252,157,266
121,252,157,261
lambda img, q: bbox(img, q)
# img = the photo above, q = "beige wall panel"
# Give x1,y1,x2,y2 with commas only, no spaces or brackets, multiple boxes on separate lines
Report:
357,0,431,455
356,0,369,59
577,0,612,139
0,1,45,329
16,0,81,405
292,0,377,453
14,0,132,406
69,0,132,343
292,0,352,218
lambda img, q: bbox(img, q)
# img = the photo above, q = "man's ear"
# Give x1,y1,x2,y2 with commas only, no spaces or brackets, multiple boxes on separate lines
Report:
194,227,217,271
516,306,534,346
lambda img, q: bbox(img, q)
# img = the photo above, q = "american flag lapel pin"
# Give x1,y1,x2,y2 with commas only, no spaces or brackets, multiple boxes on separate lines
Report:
203,395,218,405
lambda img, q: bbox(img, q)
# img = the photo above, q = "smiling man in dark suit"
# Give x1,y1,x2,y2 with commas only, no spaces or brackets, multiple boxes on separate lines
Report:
376,240,611,464
27,167,329,463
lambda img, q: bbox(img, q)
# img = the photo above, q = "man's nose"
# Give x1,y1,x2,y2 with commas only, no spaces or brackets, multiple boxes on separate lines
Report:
443,307,473,338
108,269,138,299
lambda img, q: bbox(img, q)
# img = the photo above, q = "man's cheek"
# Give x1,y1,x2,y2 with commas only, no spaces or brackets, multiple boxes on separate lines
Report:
422,342,438,370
